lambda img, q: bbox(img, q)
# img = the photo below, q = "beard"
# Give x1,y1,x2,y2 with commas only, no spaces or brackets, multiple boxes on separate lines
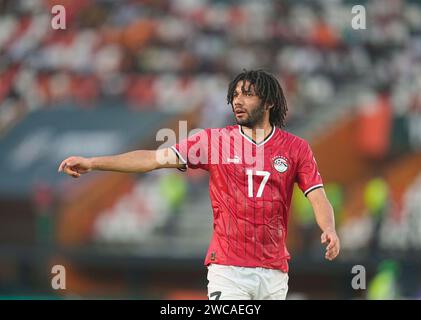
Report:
234,103,266,128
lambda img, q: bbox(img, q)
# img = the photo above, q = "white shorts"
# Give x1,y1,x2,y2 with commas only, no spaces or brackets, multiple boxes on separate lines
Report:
207,264,289,300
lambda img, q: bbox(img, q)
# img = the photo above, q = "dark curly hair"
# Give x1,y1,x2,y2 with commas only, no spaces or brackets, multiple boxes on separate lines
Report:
227,69,288,128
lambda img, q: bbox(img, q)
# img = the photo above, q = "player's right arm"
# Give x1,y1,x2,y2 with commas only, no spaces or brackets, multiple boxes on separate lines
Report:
58,148,184,178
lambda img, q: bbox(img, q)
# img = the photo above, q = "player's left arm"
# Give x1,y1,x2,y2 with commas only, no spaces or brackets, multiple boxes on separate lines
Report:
306,188,340,261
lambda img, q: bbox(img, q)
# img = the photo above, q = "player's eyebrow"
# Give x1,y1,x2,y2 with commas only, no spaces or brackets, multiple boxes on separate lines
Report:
234,84,255,95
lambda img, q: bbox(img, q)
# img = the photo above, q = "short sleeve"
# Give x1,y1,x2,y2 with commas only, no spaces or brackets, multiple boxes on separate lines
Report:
295,140,323,196
170,129,210,171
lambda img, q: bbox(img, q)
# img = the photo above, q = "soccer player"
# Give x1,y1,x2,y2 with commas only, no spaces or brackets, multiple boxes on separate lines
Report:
58,69,340,300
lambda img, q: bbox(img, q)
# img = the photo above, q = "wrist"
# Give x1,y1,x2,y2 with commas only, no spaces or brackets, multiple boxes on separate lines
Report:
323,227,336,234
88,157,97,170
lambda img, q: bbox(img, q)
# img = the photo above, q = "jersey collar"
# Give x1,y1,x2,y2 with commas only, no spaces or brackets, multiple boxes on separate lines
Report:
238,125,276,147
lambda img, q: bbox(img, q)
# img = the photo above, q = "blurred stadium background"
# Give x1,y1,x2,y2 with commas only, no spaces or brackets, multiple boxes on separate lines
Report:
1,0,421,299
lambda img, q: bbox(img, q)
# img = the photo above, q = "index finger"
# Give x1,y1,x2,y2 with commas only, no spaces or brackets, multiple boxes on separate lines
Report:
326,247,339,260
63,165,79,177
326,238,338,251
58,159,68,172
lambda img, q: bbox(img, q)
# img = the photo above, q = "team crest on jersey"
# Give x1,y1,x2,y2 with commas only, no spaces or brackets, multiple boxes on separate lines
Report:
272,156,289,173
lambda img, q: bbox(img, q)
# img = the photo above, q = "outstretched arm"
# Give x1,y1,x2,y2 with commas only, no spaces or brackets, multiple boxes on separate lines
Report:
58,148,184,178
307,188,340,261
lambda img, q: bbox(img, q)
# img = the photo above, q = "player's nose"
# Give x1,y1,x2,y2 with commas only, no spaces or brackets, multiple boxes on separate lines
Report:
234,100,244,108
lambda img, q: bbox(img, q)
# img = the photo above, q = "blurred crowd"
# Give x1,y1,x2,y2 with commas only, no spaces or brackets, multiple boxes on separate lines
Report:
1,0,421,134
292,173,421,256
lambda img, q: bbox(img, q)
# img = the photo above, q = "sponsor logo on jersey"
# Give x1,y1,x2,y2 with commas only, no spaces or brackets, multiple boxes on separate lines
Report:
227,155,241,164
272,156,288,173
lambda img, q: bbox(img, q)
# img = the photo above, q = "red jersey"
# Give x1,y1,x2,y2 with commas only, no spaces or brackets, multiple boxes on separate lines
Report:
171,125,323,272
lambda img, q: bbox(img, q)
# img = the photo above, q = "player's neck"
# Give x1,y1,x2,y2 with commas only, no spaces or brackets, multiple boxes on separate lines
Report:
240,122,273,144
